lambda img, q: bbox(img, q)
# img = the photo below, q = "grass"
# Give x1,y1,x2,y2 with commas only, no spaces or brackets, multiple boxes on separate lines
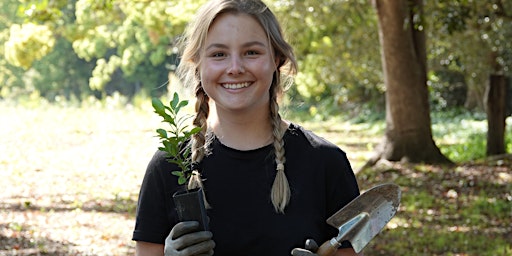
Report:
0,99,510,255
358,163,511,255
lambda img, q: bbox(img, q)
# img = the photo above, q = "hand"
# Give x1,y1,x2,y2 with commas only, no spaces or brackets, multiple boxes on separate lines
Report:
164,221,215,256
291,239,319,256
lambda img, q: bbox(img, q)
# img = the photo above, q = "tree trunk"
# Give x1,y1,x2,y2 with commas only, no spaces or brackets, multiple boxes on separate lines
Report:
366,0,452,167
485,75,508,156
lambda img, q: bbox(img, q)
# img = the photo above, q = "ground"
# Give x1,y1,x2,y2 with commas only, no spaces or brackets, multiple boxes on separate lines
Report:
0,103,510,255
0,104,159,255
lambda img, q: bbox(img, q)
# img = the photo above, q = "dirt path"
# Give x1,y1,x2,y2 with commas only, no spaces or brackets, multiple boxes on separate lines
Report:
0,104,160,255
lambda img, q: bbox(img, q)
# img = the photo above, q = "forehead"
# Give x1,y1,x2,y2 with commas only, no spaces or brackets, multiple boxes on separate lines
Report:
206,12,268,43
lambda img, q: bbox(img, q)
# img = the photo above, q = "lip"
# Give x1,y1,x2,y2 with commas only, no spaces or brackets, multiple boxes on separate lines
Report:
221,82,252,89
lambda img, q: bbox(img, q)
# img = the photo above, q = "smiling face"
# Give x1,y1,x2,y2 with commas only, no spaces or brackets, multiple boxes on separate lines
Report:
199,12,278,115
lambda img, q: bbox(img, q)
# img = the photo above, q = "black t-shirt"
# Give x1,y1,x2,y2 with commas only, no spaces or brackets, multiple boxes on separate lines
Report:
132,123,360,256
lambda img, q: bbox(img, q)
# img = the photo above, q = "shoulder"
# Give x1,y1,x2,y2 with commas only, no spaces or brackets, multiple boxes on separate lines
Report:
285,123,352,173
147,150,172,170
286,123,345,153
143,150,181,187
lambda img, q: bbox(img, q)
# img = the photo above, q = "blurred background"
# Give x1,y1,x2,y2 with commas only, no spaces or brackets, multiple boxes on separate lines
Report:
0,0,511,255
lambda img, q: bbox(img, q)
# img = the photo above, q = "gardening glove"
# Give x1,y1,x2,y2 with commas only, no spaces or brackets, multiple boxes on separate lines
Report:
164,221,215,256
291,239,319,256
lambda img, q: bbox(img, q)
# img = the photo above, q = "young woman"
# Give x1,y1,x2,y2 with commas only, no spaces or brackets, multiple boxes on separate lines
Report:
132,0,361,255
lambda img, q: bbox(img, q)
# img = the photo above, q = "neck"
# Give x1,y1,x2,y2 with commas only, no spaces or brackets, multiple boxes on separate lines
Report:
208,105,274,150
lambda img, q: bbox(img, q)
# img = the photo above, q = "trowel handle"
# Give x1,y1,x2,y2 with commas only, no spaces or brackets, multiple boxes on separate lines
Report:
317,238,340,256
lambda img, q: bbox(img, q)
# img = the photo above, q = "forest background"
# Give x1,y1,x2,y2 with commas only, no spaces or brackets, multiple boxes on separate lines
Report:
0,0,511,255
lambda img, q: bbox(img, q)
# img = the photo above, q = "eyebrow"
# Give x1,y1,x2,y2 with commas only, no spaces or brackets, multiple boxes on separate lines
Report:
205,41,267,51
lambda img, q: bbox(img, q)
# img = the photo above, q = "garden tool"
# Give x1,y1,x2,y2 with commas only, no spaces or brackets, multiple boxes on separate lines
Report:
317,183,401,256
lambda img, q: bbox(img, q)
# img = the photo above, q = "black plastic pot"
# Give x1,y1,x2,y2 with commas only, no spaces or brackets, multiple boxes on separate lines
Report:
173,187,209,231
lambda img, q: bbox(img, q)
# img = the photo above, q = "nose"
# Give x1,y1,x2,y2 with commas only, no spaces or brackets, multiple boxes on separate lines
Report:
227,56,245,75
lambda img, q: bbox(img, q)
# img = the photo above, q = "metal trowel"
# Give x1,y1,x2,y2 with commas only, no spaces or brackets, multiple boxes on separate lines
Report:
317,183,401,256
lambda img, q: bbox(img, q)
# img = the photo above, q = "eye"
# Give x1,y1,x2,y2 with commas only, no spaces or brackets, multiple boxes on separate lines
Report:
245,50,260,56
211,52,226,58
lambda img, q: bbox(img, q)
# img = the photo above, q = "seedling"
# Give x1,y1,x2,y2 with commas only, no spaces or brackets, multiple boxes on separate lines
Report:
152,92,201,185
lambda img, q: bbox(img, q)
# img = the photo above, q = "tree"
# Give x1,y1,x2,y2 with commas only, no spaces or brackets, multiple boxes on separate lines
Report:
272,0,383,113
426,0,512,111
1,0,509,122
0,0,26,98
365,0,452,167
3,0,204,100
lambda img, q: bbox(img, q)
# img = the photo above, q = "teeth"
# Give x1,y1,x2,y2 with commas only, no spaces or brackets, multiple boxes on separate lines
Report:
223,82,250,89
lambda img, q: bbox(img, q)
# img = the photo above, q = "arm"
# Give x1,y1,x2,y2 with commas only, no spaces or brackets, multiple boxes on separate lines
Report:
135,241,164,256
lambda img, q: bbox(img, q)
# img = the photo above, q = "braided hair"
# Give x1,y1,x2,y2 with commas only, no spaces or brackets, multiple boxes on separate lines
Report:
177,0,297,213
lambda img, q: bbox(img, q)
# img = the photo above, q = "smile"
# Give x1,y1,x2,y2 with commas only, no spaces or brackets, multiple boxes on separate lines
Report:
222,82,251,89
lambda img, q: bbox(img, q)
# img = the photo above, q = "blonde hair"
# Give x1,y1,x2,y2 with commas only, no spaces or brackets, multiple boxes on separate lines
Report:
177,0,297,213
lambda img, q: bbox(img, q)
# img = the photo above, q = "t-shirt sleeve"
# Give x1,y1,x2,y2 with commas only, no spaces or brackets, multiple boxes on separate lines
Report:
132,150,176,244
326,149,360,214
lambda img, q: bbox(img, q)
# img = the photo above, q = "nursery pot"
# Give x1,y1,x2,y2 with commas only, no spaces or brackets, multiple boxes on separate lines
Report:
173,187,209,231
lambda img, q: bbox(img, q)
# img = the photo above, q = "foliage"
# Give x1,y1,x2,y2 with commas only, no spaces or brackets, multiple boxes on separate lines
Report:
428,70,468,111
69,0,195,91
0,0,511,118
152,93,201,185
30,37,96,101
1,0,203,101
431,109,512,163
426,0,512,109
0,0,26,98
272,0,383,109
4,22,55,69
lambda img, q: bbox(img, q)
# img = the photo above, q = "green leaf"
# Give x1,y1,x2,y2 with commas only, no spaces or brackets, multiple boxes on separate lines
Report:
182,147,191,159
162,141,177,155
175,99,188,113
152,98,166,115
156,128,167,138
188,126,202,135
163,115,176,126
177,176,187,185
170,92,180,109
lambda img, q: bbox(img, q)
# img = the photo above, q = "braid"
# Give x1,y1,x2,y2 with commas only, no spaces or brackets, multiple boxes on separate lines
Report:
190,84,209,166
269,80,290,213
188,83,211,207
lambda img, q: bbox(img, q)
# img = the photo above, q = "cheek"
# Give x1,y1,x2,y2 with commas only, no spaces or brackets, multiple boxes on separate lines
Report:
200,61,224,77
198,64,217,86
254,60,277,81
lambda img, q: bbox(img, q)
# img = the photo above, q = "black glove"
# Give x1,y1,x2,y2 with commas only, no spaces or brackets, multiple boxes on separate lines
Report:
164,221,215,256
291,239,319,256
